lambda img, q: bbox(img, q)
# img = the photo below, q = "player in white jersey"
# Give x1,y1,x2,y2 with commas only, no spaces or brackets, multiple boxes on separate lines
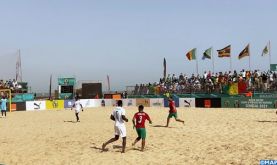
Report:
102,100,129,153
71,97,83,122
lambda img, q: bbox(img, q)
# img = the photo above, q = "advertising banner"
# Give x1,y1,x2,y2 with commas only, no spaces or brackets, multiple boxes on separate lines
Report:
79,99,95,108
221,98,241,108
164,97,179,107
221,97,277,109
64,100,75,109
26,101,46,111
136,98,150,107
179,98,195,108
16,102,26,111
46,100,64,110
239,98,277,109
123,99,136,107
149,98,164,107
92,99,114,107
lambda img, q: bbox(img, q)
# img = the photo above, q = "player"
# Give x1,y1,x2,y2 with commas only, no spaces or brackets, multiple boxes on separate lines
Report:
166,96,184,127
102,100,128,153
1,96,7,118
71,97,83,122
132,105,152,152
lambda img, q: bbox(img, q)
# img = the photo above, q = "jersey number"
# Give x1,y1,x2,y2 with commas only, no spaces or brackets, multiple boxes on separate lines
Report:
138,116,143,124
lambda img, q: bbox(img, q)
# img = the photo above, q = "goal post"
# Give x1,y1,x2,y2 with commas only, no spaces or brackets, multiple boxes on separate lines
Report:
0,89,12,112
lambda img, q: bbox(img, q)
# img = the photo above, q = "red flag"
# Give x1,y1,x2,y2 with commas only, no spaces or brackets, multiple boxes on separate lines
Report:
238,81,247,94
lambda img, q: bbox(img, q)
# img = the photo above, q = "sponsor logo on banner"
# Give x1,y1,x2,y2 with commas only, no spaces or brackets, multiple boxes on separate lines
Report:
64,100,74,109
123,99,136,107
150,99,164,107
179,98,195,108
46,100,64,110
136,98,150,107
26,101,46,111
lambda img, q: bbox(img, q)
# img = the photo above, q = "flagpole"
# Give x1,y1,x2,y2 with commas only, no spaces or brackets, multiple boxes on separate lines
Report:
269,40,271,69
196,49,199,75
249,44,251,70
212,47,215,73
230,53,232,72
49,74,52,100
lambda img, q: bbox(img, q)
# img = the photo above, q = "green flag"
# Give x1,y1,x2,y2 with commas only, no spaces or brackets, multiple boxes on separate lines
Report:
262,44,269,56
202,47,212,60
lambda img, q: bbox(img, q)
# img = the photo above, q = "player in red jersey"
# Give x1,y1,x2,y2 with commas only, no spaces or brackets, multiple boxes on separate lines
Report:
132,105,152,152
166,96,184,127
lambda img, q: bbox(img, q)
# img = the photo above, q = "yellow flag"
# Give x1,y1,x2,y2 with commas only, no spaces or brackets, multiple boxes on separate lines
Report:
229,83,238,95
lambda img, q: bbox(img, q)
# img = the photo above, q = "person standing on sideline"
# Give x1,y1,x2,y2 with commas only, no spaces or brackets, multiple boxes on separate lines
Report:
132,105,152,152
102,100,128,153
166,96,184,127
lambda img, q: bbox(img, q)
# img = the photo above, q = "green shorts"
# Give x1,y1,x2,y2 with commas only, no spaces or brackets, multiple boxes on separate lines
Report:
136,128,146,139
168,112,177,119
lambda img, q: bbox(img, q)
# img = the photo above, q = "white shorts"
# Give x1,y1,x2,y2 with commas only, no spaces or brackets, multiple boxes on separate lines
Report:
114,125,126,137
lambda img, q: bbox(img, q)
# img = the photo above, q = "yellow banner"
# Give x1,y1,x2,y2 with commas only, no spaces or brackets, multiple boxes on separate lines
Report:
46,100,64,110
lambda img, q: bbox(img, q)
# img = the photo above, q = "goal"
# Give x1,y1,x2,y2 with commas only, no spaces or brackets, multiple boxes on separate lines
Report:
0,89,12,112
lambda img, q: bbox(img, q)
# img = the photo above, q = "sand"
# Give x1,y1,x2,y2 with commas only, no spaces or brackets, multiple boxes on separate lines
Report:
0,107,277,165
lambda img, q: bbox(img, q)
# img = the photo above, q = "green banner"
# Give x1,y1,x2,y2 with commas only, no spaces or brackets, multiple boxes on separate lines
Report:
58,78,76,86
270,64,277,71
221,98,241,108
222,97,277,109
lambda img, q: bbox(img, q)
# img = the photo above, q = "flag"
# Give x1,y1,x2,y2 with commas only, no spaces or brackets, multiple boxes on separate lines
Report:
238,44,250,59
217,45,231,57
163,58,166,80
202,47,212,60
262,43,269,56
238,81,247,94
228,82,238,95
186,48,196,60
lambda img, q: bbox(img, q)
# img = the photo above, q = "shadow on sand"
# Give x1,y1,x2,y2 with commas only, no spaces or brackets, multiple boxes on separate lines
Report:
257,120,277,123
63,120,77,123
151,124,167,128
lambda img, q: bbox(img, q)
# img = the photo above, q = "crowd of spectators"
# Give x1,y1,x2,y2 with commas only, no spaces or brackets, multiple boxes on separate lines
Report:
0,79,22,92
132,70,277,95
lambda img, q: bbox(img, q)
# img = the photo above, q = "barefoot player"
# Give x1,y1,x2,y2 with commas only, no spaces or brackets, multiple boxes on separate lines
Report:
102,100,128,153
71,97,83,122
166,96,184,127
132,105,152,152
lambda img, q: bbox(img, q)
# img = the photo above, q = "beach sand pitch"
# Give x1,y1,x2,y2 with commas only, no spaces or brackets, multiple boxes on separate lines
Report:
0,107,277,165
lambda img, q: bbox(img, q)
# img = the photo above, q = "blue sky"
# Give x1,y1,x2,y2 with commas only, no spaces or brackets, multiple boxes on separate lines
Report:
0,0,276,92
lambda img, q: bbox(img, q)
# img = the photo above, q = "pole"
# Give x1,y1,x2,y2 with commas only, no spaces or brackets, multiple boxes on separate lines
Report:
248,44,251,70
19,49,22,82
107,75,110,92
9,89,12,112
269,40,271,69
196,49,199,75
230,54,232,72
212,47,215,73
49,74,52,100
